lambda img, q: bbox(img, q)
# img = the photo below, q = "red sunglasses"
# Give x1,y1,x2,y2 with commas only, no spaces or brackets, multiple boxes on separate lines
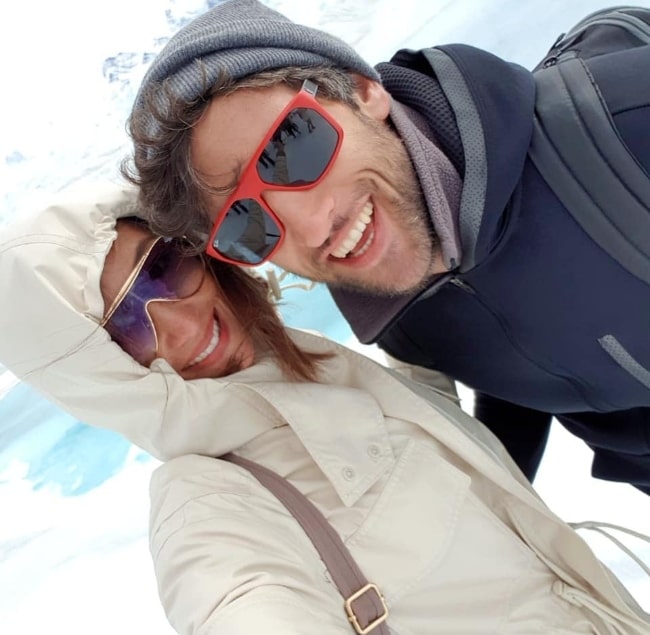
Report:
205,79,344,266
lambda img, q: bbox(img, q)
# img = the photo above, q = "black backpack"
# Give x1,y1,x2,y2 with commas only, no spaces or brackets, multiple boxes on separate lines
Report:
529,6,650,284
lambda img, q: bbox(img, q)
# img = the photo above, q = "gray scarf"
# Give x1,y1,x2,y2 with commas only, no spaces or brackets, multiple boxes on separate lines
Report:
390,99,463,270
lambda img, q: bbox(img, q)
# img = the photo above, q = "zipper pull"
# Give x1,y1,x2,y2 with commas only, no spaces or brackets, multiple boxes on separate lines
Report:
450,277,475,294
551,31,567,49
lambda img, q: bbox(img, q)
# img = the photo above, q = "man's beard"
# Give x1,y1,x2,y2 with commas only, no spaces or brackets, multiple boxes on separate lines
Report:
326,113,439,297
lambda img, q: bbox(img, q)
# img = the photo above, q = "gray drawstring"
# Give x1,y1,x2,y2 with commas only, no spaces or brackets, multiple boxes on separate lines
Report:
550,520,650,633
569,520,650,577
552,580,646,635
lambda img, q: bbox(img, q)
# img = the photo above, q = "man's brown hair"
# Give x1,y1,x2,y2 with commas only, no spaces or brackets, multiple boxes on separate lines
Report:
121,64,358,248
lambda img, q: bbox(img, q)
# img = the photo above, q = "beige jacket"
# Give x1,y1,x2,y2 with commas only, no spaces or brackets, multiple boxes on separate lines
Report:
0,185,648,634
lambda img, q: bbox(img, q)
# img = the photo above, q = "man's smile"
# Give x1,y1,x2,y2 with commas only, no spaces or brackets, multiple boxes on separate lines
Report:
330,201,375,259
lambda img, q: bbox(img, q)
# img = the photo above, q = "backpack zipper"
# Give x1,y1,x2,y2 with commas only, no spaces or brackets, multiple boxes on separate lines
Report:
543,8,650,68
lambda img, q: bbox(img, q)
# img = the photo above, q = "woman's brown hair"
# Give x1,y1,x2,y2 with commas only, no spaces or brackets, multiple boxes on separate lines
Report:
206,256,330,382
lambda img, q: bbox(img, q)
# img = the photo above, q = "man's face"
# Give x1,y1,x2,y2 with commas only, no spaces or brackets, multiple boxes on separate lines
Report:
191,78,445,295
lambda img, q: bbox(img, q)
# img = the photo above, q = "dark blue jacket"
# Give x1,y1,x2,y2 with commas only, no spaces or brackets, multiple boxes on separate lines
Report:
332,42,650,491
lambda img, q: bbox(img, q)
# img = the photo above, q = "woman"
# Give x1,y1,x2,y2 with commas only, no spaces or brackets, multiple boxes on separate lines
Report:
99,214,327,383
0,184,648,634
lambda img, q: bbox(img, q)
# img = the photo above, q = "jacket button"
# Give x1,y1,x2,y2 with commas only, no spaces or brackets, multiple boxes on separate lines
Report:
342,467,355,481
367,444,381,461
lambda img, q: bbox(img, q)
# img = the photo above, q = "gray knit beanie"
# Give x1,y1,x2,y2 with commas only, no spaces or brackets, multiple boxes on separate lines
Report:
133,0,380,117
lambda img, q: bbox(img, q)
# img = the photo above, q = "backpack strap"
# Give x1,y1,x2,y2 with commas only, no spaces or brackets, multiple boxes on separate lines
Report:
528,55,650,285
222,453,390,635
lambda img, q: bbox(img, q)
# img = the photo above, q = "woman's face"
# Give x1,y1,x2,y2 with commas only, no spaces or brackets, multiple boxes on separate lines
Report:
100,221,256,380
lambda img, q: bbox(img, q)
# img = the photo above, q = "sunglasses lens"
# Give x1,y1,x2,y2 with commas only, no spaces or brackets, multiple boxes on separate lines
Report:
104,241,204,364
257,107,339,185
214,198,282,265
104,295,157,365
147,242,204,298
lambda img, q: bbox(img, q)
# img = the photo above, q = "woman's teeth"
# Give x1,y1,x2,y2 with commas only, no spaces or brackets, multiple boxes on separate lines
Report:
189,320,220,367
331,202,374,259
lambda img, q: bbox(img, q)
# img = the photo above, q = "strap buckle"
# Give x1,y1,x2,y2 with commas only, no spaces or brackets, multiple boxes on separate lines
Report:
344,583,388,634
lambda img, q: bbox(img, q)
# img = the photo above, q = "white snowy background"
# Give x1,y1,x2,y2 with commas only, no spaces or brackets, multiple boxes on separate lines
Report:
1,1,649,632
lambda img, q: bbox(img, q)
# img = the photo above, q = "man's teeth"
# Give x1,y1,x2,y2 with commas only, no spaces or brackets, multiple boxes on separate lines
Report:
189,320,220,367
331,202,374,259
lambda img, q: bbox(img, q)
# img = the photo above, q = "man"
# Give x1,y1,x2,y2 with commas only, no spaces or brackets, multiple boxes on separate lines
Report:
124,0,650,493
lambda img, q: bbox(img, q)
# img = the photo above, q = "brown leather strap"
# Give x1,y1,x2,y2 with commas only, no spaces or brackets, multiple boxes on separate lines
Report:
223,453,390,634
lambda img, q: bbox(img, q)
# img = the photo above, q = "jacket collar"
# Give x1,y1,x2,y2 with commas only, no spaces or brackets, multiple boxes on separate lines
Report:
246,376,395,507
238,330,397,506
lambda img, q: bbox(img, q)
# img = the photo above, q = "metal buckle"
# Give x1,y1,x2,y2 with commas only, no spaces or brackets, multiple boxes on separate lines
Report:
344,583,388,634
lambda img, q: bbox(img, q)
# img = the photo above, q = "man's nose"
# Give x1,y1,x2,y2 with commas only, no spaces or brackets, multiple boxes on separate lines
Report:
263,188,335,249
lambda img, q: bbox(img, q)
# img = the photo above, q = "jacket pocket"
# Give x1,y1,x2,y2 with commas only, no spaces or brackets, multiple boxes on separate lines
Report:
598,335,650,390
344,439,470,604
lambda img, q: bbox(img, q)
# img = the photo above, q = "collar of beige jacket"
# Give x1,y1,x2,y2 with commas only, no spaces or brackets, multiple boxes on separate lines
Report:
245,375,395,508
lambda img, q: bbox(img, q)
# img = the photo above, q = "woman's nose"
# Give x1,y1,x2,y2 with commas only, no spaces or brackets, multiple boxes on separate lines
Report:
147,300,197,359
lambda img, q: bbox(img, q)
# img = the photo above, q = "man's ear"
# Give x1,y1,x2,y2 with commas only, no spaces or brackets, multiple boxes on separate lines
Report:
352,74,391,121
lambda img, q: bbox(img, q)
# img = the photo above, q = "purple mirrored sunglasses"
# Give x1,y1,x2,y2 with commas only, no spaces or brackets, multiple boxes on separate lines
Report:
101,237,205,365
